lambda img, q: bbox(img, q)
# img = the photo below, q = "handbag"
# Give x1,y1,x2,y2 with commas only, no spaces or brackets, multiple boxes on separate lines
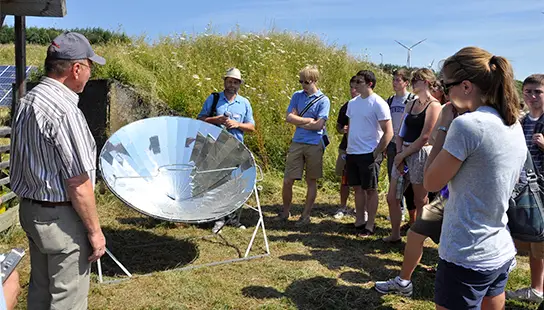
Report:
508,150,544,242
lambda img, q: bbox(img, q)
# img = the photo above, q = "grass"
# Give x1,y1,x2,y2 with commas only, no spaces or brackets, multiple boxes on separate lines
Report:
0,173,537,310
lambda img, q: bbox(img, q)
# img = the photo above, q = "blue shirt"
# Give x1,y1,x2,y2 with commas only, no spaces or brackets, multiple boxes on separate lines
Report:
287,90,330,145
197,92,255,143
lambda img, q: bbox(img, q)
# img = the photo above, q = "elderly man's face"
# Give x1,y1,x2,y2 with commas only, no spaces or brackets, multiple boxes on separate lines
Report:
224,77,241,95
71,59,93,93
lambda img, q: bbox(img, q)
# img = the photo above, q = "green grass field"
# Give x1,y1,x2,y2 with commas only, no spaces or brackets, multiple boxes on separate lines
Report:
0,178,537,310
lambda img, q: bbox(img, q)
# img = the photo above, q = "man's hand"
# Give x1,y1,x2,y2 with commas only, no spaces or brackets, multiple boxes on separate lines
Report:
343,125,348,134
3,270,20,310
88,230,106,262
216,115,228,124
394,153,405,173
225,119,239,129
534,133,544,149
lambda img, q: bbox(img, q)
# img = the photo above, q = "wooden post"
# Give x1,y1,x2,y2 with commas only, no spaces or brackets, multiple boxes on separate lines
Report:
13,15,26,112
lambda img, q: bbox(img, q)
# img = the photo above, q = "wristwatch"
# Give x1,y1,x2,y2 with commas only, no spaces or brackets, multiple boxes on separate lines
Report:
438,126,448,133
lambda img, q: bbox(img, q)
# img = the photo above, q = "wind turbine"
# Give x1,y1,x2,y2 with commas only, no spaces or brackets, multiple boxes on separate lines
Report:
395,38,427,68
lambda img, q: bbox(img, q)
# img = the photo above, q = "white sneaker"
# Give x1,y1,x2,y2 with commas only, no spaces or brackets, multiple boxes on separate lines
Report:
334,207,354,219
506,287,544,303
375,277,413,297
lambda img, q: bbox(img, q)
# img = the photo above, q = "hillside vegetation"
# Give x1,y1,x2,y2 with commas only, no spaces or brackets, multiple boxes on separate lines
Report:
0,31,394,186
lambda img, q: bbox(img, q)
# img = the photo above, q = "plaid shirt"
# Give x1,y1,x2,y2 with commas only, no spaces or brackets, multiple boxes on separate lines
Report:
10,77,96,201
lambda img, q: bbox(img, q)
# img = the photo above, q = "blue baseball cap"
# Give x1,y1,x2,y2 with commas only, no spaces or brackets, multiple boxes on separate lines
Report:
48,32,106,65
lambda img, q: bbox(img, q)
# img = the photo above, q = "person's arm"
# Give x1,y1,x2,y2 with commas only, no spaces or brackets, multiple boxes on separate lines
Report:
396,101,441,163
293,96,330,131
66,174,105,262
2,270,20,310
285,110,316,126
336,103,349,134
374,119,393,158
225,101,256,132
197,95,228,125
423,105,468,192
54,112,106,263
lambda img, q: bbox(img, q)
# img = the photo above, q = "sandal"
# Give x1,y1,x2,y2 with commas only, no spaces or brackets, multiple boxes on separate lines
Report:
357,227,375,238
382,236,402,244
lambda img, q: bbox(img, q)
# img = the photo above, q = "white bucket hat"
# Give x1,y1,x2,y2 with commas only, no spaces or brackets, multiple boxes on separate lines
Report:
223,67,243,82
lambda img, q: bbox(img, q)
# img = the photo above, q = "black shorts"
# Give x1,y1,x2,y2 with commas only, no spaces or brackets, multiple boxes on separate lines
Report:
346,153,379,190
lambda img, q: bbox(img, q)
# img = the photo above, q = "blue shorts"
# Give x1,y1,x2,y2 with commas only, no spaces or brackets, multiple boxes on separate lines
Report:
435,258,514,310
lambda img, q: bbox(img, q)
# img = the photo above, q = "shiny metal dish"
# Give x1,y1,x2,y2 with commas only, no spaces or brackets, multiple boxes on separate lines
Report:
99,116,256,223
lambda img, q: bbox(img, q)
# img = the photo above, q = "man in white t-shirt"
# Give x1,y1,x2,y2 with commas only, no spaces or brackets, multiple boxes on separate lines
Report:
346,70,393,237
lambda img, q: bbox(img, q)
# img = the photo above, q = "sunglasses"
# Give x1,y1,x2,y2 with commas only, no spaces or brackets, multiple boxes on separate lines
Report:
299,80,312,85
442,80,463,95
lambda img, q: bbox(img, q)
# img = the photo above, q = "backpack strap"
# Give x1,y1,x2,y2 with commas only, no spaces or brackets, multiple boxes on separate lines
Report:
387,96,394,107
210,92,220,117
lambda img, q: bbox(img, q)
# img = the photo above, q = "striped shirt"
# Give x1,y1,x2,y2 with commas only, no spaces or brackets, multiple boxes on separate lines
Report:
522,116,544,173
10,77,96,202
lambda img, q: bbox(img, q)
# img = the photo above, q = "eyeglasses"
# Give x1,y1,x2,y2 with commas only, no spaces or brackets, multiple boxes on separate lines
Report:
299,80,312,85
523,89,544,97
411,78,423,86
442,80,463,95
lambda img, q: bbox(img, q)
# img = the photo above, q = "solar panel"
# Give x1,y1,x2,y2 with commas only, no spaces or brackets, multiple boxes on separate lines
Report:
99,116,257,223
0,65,37,107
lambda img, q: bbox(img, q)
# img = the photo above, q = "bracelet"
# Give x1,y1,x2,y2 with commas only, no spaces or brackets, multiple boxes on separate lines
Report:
438,126,448,133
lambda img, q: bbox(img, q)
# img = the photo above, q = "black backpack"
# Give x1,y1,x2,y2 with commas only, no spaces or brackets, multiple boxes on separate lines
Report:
386,93,415,107
210,92,220,116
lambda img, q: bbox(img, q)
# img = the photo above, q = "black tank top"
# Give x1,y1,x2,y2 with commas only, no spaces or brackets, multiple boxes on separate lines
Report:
403,100,433,143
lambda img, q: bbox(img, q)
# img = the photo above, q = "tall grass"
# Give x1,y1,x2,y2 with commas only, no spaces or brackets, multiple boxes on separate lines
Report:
0,30,394,190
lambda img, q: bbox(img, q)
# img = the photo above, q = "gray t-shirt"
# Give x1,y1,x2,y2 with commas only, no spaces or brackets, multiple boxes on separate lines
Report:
390,93,415,136
440,106,526,270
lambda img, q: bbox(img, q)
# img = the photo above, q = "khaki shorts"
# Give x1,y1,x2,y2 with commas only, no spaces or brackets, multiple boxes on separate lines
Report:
392,144,432,185
335,149,347,176
410,194,446,244
284,142,324,180
514,239,544,259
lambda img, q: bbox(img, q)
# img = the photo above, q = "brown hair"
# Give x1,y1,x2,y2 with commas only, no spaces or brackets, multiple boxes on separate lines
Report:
441,47,520,125
523,74,544,88
393,68,410,82
411,68,436,86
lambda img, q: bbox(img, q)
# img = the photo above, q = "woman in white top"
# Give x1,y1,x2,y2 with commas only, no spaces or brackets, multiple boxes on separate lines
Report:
424,47,526,310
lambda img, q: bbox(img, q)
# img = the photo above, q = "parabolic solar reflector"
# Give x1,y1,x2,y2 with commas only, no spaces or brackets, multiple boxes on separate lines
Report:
99,116,257,223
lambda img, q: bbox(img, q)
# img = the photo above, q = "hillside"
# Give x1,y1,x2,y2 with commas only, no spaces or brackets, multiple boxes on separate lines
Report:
0,31,394,184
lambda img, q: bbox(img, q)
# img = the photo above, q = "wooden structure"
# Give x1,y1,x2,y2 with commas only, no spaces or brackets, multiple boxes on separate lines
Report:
0,126,18,232
0,0,67,231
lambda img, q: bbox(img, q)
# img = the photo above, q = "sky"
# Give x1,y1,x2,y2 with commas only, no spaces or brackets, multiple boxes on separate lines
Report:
6,0,544,80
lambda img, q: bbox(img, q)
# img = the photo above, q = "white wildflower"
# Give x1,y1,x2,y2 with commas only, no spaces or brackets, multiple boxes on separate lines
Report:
205,77,211,81
192,74,200,79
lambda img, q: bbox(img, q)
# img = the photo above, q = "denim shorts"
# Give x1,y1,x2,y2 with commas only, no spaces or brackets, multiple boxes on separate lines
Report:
435,258,515,309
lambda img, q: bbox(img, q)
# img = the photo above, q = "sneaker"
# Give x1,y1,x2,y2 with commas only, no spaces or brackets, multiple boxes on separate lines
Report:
212,220,225,234
334,207,350,219
227,218,246,230
295,216,311,227
506,287,544,303
374,277,413,297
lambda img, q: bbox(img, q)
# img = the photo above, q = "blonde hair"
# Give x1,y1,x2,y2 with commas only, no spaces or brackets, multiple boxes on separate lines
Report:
441,47,520,125
299,65,320,82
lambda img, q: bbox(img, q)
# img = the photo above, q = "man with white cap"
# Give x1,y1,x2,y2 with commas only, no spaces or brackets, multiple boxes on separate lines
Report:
10,32,106,310
198,67,255,232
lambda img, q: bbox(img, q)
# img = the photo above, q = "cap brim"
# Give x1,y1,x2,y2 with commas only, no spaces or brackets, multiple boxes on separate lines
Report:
89,54,106,65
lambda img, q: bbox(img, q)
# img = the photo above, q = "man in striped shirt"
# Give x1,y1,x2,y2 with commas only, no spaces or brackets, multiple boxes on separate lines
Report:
10,32,106,310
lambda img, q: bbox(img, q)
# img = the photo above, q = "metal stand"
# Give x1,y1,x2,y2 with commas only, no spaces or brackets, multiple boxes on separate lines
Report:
96,178,269,284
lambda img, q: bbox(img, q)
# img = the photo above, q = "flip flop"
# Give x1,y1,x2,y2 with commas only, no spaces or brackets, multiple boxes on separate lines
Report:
357,228,375,238
382,236,402,244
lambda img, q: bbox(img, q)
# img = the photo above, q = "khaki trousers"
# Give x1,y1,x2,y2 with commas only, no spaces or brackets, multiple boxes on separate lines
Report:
19,198,92,310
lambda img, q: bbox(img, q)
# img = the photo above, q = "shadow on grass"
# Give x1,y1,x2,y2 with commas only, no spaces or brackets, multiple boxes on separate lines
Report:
96,227,199,276
242,276,395,310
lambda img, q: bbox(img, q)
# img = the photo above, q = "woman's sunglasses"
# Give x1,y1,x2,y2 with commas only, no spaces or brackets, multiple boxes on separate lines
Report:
442,80,463,95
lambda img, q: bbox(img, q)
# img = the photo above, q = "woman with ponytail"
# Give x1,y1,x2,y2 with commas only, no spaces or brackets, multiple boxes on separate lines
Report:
423,47,527,310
